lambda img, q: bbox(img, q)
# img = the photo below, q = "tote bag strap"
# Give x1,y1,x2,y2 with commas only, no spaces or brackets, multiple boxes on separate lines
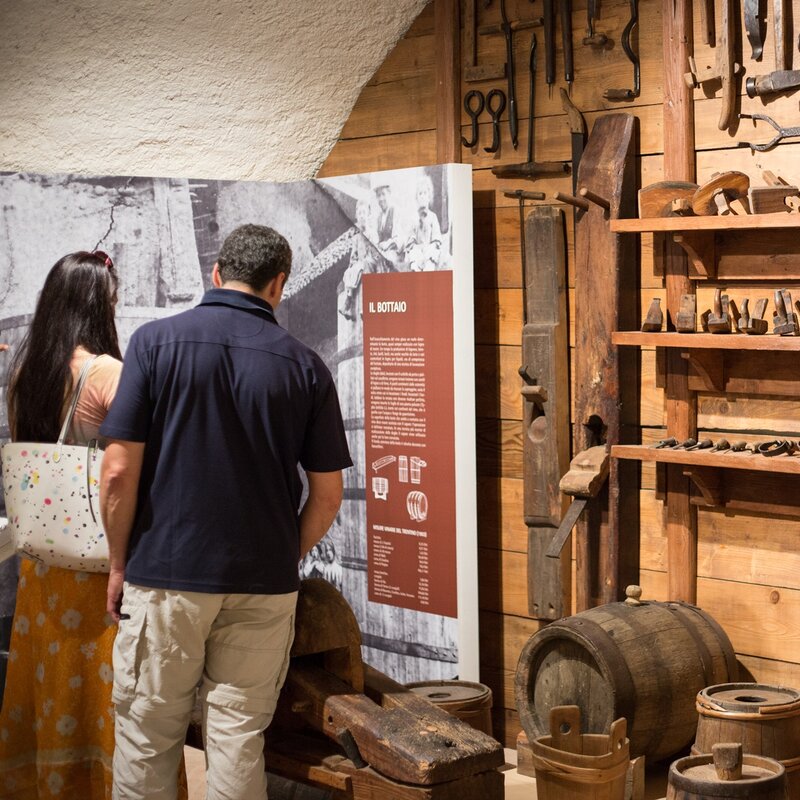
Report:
53,355,98,459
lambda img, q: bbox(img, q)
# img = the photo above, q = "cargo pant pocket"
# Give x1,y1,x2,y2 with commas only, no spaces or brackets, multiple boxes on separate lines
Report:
112,604,147,705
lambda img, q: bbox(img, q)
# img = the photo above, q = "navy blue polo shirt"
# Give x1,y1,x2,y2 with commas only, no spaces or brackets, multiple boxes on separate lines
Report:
100,288,352,595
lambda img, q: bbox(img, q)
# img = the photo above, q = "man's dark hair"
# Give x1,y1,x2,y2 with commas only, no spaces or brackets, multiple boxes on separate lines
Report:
217,224,292,291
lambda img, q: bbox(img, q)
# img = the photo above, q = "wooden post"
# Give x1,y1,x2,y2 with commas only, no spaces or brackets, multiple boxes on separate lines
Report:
435,0,461,164
662,0,697,603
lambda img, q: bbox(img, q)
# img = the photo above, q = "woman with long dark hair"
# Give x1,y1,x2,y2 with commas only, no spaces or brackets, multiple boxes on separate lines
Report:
0,251,185,799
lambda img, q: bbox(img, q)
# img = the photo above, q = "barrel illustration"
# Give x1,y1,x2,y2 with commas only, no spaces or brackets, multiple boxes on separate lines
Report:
515,585,736,762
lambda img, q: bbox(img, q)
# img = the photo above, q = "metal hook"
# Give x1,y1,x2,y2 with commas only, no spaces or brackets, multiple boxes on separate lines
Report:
461,90,485,148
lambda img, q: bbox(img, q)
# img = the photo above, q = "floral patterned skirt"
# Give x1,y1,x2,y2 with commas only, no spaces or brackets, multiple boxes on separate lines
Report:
0,560,190,799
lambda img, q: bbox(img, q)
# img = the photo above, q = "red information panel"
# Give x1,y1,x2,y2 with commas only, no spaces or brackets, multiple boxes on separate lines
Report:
362,270,457,617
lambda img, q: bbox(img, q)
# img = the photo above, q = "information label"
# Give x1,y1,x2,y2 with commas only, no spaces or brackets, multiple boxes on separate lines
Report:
362,271,457,617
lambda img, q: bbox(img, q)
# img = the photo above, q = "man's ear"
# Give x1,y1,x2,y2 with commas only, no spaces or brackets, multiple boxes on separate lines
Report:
211,263,222,288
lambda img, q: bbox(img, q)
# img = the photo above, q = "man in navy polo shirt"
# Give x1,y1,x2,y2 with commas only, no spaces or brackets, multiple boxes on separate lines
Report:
99,224,352,800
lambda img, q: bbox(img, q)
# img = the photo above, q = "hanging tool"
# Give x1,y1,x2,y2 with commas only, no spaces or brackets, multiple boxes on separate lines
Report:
774,0,787,71
744,0,765,60
583,0,608,46
543,0,556,96
491,35,570,178
460,90,485,148
503,189,546,321
560,89,586,195
745,69,800,97
685,0,739,129
559,0,574,93
701,0,716,46
603,0,640,101
478,17,543,35
739,112,800,151
465,0,507,82
484,89,506,154
499,0,519,149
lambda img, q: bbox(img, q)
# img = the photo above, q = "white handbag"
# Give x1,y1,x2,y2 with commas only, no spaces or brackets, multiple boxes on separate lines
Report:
1,357,109,572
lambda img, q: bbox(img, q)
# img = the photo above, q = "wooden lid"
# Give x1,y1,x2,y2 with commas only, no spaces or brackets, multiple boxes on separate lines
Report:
698,682,800,714
406,680,492,706
670,749,786,797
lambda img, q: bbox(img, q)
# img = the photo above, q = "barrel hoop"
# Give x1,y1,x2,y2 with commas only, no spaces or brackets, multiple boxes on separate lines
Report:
664,603,714,685
676,603,737,680
616,606,673,759
697,699,800,721
556,616,638,734
531,754,629,785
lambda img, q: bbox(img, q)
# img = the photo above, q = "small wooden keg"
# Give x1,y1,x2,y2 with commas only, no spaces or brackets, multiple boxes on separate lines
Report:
531,705,630,800
693,683,800,795
515,586,736,762
406,680,493,736
668,743,787,800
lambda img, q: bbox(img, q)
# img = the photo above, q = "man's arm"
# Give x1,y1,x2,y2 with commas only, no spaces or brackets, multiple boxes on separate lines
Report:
299,470,344,559
100,439,145,621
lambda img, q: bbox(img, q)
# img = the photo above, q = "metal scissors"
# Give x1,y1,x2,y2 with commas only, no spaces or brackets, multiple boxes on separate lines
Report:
461,90,485,148
738,112,800,151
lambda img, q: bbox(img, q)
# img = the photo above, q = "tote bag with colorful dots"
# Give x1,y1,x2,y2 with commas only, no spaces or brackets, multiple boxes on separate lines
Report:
1,357,109,572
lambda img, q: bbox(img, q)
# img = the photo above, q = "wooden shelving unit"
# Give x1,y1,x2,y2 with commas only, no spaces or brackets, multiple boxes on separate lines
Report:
612,212,800,600
612,331,800,350
609,214,800,281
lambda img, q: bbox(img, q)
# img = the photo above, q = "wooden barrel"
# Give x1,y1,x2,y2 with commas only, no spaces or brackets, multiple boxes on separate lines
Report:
693,683,800,795
532,706,629,800
515,585,737,762
406,680,493,736
667,745,787,800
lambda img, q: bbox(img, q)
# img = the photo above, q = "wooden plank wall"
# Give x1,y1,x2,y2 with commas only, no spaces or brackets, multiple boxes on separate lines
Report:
319,0,800,747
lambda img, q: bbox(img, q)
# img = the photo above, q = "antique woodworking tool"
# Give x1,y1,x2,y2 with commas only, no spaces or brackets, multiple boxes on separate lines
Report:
741,298,769,334
561,88,586,195
543,0,556,95
748,172,800,212
700,309,711,331
491,36,570,178
638,181,698,218
673,438,697,449
729,298,742,331
701,0,716,45
603,0,640,101
710,439,731,452
739,112,800,151
707,288,732,333
686,438,713,451
499,0,519,148
774,0,787,71
519,207,571,621
559,0,574,93
746,69,800,98
583,0,608,46
653,437,678,448
572,114,638,609
773,288,799,334
483,89,506,153
744,0,765,60
757,439,797,456
460,90,484,148
691,172,750,215
503,189,546,316
730,441,751,452
641,298,663,331
262,580,505,799
465,0,506,82
676,294,697,332
685,0,739,129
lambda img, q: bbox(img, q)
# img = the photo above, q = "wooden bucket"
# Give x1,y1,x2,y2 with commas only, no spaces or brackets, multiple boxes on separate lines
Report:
531,705,629,800
667,744,787,799
406,680,493,736
693,683,800,796
515,585,737,762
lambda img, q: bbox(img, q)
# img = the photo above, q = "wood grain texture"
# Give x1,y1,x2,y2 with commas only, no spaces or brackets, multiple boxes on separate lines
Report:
435,0,460,164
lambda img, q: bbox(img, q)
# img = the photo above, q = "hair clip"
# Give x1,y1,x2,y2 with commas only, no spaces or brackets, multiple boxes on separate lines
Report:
92,250,114,269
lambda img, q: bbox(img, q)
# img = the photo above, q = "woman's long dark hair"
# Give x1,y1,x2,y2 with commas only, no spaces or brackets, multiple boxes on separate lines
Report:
9,251,121,441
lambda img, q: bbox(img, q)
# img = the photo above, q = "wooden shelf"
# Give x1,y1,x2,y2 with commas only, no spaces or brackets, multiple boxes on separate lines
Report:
612,444,800,475
610,215,800,233
612,331,800,350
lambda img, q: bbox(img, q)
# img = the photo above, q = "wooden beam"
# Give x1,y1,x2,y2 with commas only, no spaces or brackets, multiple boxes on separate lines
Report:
662,0,697,603
435,0,461,164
